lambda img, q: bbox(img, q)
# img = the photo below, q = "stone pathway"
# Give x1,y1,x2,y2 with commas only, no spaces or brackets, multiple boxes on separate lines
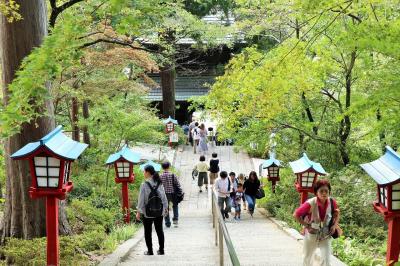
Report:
112,145,346,266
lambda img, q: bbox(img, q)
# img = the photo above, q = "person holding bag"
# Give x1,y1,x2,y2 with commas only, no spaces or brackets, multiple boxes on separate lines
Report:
160,161,183,228
293,179,341,266
243,171,261,217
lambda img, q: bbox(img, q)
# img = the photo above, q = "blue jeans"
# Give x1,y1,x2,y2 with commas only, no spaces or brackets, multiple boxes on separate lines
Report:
165,193,179,226
244,194,256,214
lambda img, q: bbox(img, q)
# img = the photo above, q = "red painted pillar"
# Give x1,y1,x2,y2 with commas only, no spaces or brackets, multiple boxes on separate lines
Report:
300,191,308,204
386,217,400,265
122,182,130,223
46,197,59,266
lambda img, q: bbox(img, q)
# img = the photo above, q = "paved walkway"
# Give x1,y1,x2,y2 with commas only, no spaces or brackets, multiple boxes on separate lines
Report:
114,145,346,266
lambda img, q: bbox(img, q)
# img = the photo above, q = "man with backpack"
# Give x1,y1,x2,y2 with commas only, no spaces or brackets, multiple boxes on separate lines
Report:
215,171,232,220
160,161,183,227
136,165,168,255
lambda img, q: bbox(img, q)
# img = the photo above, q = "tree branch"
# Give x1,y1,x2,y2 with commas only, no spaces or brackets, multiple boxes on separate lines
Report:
272,120,337,145
321,89,342,111
49,0,85,28
79,38,160,54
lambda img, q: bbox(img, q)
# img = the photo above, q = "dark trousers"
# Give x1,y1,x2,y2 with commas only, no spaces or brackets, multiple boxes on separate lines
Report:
165,193,179,226
143,216,164,252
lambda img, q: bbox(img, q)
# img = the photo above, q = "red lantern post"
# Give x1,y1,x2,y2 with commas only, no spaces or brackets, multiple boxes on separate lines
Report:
114,160,134,223
361,146,400,265
289,153,326,205
11,126,88,266
106,145,140,224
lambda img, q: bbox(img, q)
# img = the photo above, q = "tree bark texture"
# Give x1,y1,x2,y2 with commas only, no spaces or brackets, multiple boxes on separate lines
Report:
0,0,68,241
82,100,91,146
72,97,80,141
160,65,176,118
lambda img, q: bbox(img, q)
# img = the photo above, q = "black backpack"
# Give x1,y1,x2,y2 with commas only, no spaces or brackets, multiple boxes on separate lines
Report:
145,182,163,218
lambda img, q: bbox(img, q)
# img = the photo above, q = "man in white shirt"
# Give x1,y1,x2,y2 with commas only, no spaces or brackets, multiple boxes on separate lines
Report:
214,171,232,219
191,122,200,154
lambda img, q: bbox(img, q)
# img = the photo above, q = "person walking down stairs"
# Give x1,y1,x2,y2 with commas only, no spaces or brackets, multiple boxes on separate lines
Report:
160,161,183,228
136,165,168,256
193,155,209,192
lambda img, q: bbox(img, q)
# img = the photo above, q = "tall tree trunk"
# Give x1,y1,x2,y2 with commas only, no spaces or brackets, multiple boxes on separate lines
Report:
72,97,80,141
0,0,69,241
82,100,91,146
338,51,356,166
160,65,176,118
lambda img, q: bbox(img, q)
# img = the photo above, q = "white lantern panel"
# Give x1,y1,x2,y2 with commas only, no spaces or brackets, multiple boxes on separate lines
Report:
393,183,400,190
393,191,400,200
48,157,60,167
123,172,130,177
34,157,47,166
380,187,384,205
48,168,60,177
302,181,308,187
35,167,47,176
118,168,124,173
64,163,70,184
37,177,47,187
116,162,124,168
123,162,130,167
48,178,59,188
392,201,400,210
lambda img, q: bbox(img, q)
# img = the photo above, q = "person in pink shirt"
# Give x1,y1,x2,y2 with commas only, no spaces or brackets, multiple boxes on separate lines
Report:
293,179,340,266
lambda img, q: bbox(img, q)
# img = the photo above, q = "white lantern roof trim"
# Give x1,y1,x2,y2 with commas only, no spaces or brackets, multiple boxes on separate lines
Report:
289,153,327,175
11,126,88,160
360,146,400,185
105,145,141,165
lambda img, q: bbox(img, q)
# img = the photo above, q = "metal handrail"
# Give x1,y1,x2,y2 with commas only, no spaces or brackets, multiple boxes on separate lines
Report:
211,191,240,266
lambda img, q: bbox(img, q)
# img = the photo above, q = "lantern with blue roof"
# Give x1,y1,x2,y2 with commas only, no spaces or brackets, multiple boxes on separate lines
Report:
289,153,326,204
11,126,88,266
163,116,178,133
11,125,88,199
262,154,281,193
106,145,140,224
361,146,400,265
106,145,140,184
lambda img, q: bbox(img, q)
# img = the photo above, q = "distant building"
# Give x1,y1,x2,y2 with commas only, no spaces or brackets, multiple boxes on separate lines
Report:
143,12,245,124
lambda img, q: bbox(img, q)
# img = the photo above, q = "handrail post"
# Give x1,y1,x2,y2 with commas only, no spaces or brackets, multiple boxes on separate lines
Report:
212,193,215,228
219,223,223,266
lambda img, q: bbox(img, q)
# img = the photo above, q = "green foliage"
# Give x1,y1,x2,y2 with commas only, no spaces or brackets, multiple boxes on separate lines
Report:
0,0,21,22
1,223,139,265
